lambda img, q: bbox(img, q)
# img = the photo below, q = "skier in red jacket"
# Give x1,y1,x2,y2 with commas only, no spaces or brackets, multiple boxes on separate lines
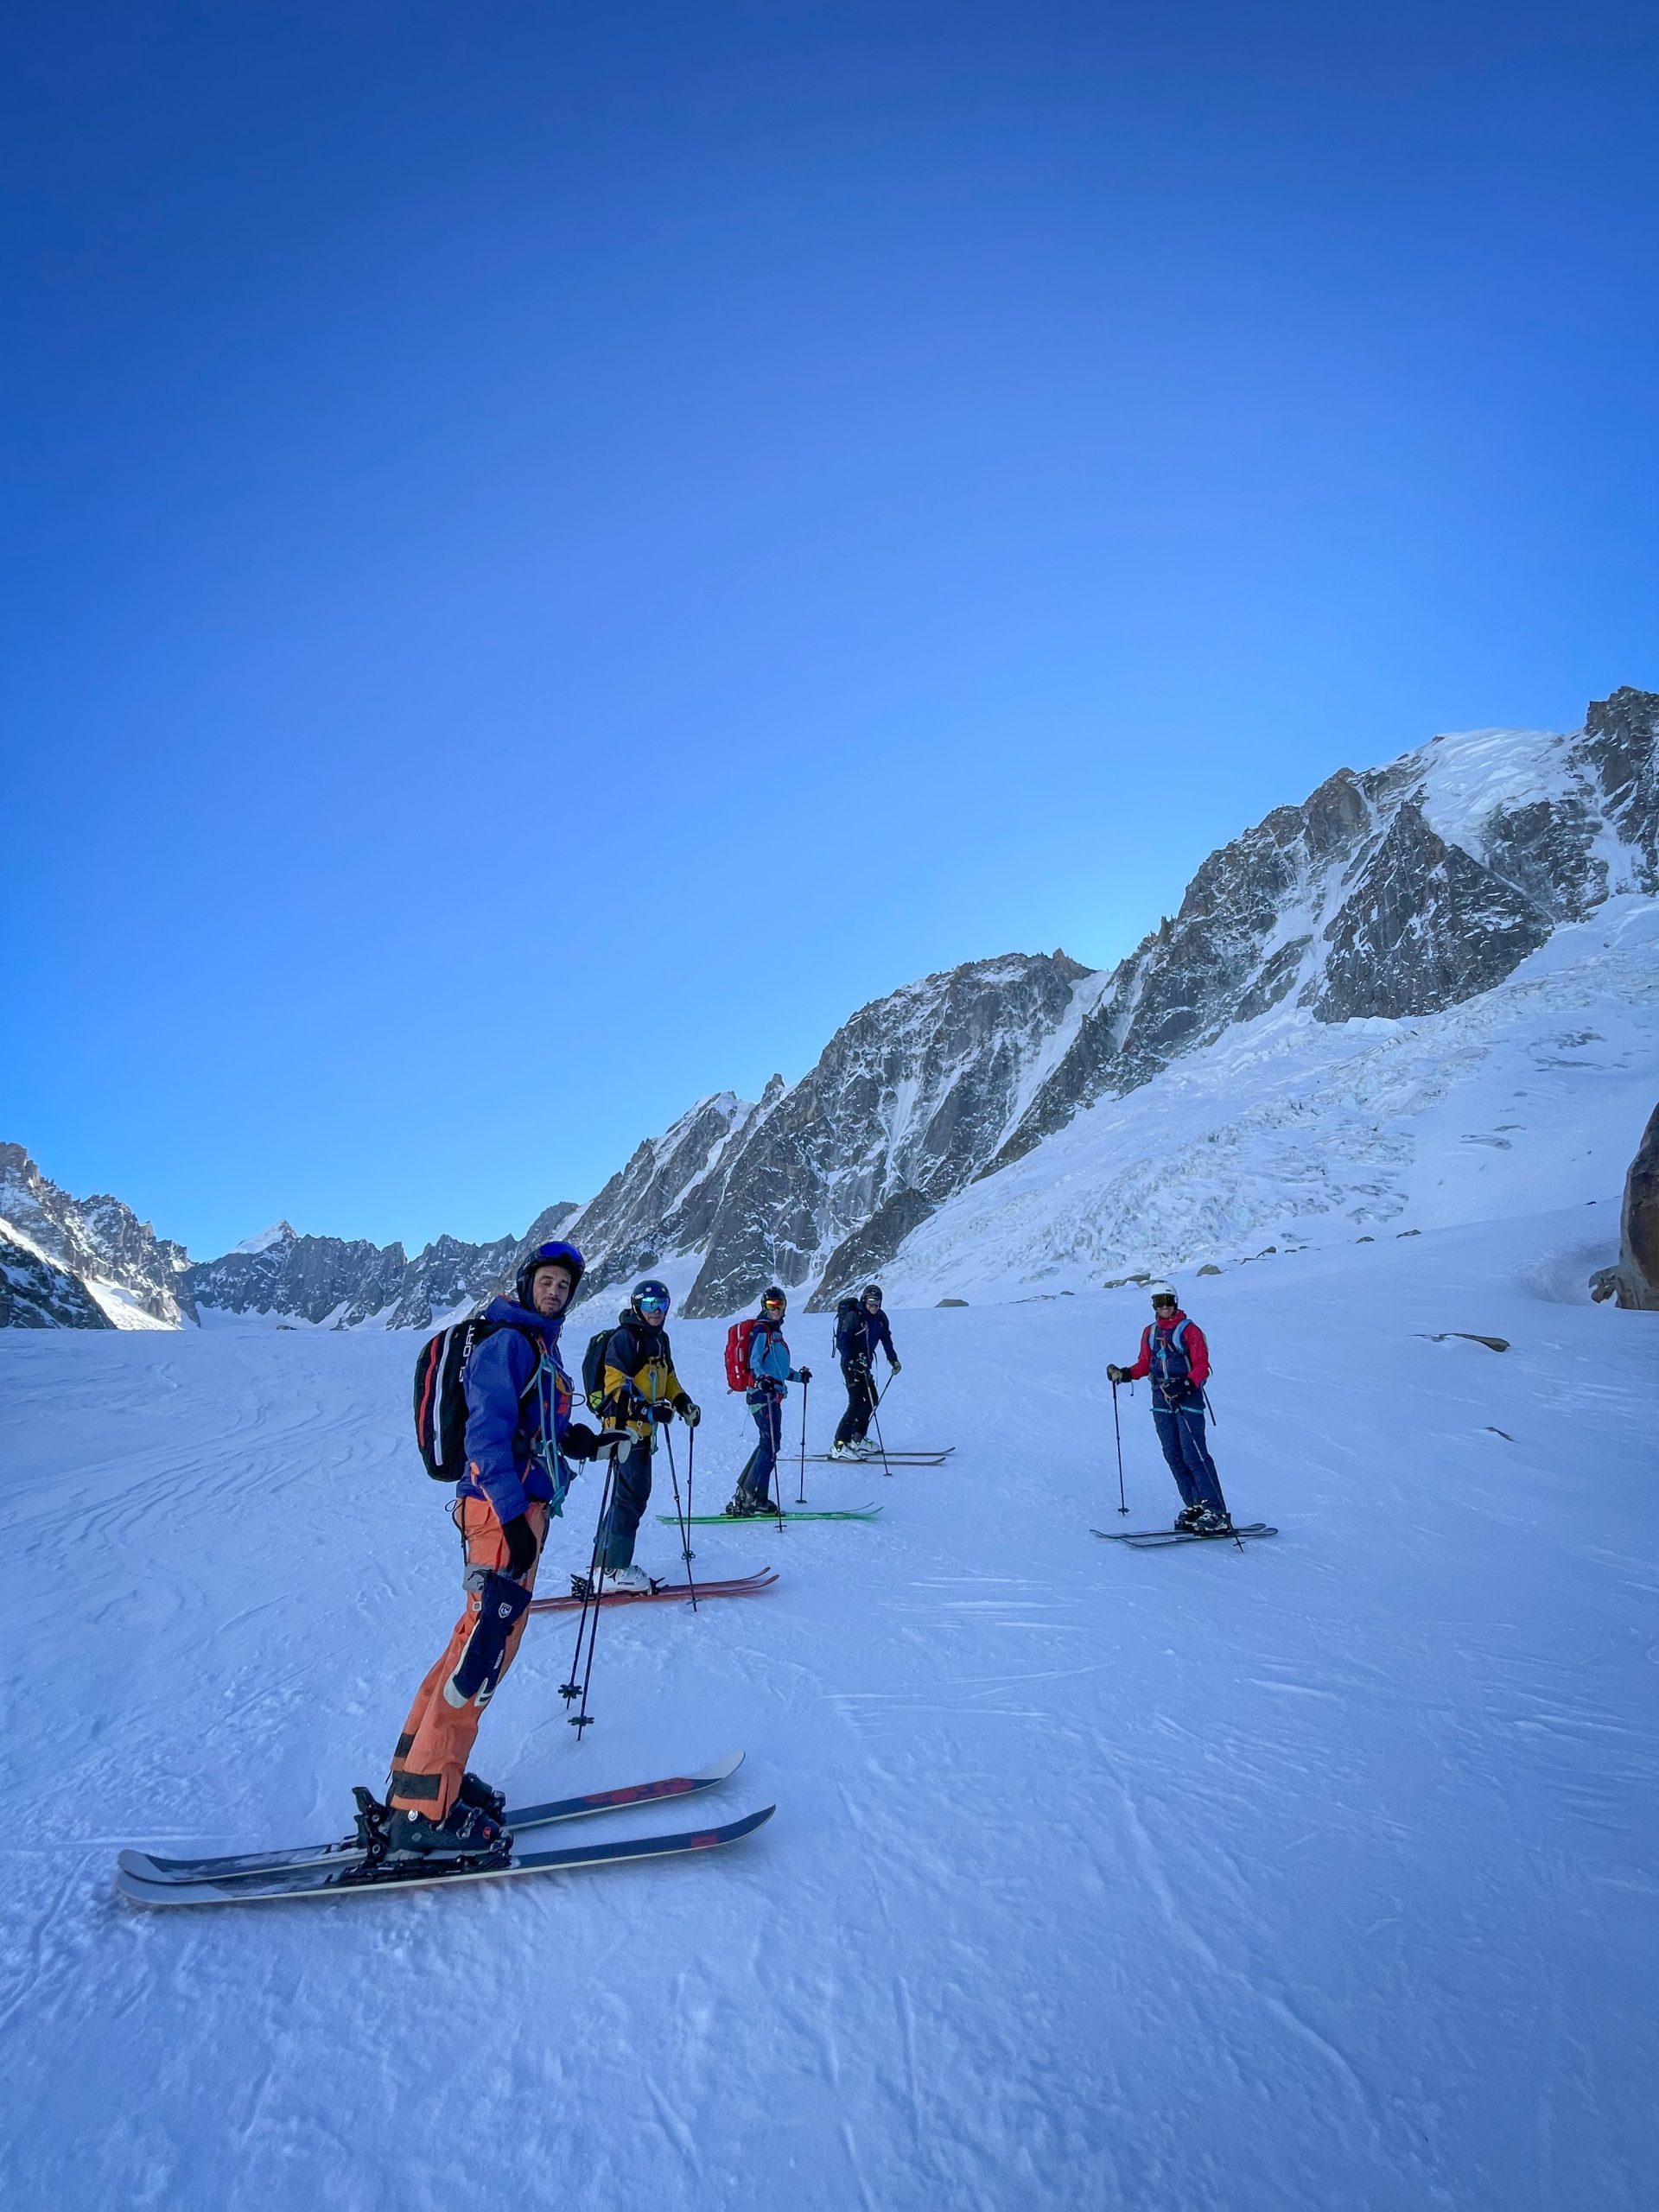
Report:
1108,1282,1232,1534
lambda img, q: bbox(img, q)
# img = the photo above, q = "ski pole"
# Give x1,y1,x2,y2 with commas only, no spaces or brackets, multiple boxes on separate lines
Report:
684,1421,696,1560
1109,1378,1128,1514
562,1448,620,1736
872,1365,902,1410
772,1392,786,1529
1174,1394,1241,1548
797,1373,809,1505
662,1426,698,1610
868,1386,893,1477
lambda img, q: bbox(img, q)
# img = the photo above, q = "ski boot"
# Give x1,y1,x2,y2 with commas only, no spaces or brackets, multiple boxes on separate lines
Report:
1173,1504,1205,1532
382,1798,511,1869
606,1564,655,1594
724,1491,767,1518
829,1441,855,1461
458,1771,506,1821
1192,1505,1234,1535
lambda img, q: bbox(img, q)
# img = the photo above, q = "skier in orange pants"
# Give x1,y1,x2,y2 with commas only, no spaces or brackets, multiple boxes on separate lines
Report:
385,1239,631,1864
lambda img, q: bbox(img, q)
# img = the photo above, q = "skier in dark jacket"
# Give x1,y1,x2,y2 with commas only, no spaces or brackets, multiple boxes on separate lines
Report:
726,1287,811,1515
830,1283,901,1459
385,1240,631,1863
1108,1281,1232,1534
592,1278,700,1591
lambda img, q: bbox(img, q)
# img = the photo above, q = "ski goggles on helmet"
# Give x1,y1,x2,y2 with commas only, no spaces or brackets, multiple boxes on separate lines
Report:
761,1294,786,1314
634,1290,669,1318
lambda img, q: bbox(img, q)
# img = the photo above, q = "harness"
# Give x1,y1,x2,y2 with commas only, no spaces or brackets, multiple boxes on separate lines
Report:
1147,1319,1198,1408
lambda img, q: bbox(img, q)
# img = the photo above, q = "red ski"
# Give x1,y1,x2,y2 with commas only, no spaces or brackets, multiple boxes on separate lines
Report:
529,1568,779,1615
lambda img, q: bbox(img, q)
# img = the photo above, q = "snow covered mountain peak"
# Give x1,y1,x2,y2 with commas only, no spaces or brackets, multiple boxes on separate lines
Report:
231,1222,297,1255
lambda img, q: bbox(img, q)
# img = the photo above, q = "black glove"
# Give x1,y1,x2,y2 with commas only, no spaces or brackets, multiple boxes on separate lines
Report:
1106,1364,1130,1384
562,1422,632,1463
797,1366,813,1385
649,1401,675,1424
500,1514,539,1578
673,1394,701,1428
889,1358,902,1374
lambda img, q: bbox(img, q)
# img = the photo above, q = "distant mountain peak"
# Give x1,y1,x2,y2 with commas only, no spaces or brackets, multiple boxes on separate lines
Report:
231,1222,296,1255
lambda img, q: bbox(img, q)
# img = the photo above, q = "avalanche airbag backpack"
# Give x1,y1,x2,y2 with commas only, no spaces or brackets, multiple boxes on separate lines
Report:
724,1316,766,1393
413,1314,540,1481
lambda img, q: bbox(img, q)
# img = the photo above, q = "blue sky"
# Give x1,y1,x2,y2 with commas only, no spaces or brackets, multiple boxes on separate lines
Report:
4,1,1656,1258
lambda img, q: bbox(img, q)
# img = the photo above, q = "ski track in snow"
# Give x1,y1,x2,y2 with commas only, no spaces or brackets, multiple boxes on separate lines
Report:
2,1205,1657,2209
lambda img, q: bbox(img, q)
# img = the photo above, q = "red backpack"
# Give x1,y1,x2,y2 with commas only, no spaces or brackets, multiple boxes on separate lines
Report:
724,1316,770,1393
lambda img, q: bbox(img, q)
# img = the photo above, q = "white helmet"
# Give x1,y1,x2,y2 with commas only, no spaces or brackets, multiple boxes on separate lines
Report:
1148,1281,1178,1303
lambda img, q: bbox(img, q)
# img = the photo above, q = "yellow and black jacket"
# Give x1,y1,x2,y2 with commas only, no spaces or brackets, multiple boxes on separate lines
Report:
601,1318,690,1444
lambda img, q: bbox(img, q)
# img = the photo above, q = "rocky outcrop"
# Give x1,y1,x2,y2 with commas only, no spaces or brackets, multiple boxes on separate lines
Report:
0,1143,194,1325
0,1230,116,1329
1610,1103,1659,1312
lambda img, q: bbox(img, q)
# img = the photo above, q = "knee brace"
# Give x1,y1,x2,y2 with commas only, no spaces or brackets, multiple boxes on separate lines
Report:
443,1568,532,1710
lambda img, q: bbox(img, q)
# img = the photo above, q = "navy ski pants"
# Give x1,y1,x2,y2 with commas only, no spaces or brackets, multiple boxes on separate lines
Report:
598,1439,654,1570
1152,1401,1227,1514
738,1392,784,1505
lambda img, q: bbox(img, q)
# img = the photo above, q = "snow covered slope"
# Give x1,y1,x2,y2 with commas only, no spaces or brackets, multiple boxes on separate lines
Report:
885,896,1659,1300
3,1208,1656,2209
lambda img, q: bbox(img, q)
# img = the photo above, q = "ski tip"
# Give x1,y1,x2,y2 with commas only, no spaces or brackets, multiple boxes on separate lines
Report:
692,1750,746,1783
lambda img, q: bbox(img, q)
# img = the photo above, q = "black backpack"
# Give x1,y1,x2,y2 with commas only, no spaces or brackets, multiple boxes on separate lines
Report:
581,1322,620,1410
412,1314,541,1482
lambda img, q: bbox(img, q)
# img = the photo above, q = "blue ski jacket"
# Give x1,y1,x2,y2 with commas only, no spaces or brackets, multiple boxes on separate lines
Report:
747,1322,804,1399
459,1296,575,1525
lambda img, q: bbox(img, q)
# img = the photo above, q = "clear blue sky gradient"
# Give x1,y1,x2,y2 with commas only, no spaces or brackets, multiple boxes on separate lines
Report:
5,2,1656,1256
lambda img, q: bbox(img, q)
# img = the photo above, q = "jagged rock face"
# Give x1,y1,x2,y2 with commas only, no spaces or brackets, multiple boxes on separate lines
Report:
986,691,1658,1174
0,1143,194,1325
1613,1102,1659,1311
675,954,1101,1314
1313,802,1553,1021
560,1096,757,1308
1576,687,1659,893
0,1232,116,1328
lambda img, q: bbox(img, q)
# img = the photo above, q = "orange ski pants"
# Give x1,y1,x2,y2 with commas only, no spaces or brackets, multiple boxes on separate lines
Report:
388,1497,547,1819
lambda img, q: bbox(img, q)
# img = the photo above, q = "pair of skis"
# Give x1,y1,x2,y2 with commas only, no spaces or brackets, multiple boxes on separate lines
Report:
803,1446,952,1466
661,1504,883,1526
529,1567,779,1614
117,1751,770,1908
1093,1521,1277,1549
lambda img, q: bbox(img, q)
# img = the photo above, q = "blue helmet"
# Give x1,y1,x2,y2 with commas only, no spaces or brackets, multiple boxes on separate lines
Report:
515,1240,585,1308
631,1278,671,1321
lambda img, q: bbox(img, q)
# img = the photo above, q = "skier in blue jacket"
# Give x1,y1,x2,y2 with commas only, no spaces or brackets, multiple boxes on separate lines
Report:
726,1287,811,1516
385,1240,631,1863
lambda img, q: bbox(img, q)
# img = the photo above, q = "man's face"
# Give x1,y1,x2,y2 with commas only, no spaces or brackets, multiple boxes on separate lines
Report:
1152,1296,1176,1319
863,1293,880,1313
531,1265,575,1317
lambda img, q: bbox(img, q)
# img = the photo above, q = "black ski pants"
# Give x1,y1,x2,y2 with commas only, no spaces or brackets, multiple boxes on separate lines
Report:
833,1360,876,1448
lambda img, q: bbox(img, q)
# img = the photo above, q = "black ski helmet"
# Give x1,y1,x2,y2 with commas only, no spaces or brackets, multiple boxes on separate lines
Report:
861,1283,883,1304
631,1278,671,1320
515,1239,585,1308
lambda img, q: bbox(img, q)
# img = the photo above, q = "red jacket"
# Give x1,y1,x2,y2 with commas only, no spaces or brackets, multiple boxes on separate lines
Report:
1126,1312,1210,1388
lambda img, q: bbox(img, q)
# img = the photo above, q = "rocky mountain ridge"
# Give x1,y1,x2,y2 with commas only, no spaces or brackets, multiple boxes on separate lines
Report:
9,688,1653,1330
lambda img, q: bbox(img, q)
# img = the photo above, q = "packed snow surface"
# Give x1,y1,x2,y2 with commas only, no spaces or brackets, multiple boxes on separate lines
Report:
3,1207,1656,2209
